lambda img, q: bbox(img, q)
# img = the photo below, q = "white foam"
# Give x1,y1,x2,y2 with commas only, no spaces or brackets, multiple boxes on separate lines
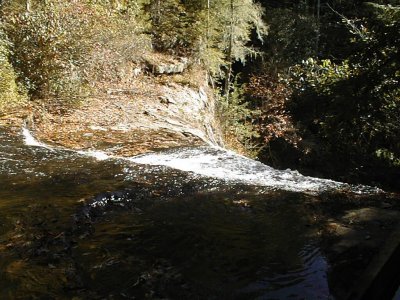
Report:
77,150,110,161
129,148,379,194
22,127,54,150
89,125,108,131
23,126,110,161
21,126,380,194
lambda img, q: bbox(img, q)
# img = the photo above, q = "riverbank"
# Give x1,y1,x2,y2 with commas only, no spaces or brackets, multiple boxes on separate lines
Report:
2,66,222,157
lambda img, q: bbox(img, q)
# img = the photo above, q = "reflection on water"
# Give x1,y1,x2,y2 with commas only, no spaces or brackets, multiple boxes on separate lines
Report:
74,190,330,299
240,245,330,299
0,127,337,298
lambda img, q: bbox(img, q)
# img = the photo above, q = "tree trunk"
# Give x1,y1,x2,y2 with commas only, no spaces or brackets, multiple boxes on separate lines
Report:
316,0,320,55
224,0,234,101
207,0,210,46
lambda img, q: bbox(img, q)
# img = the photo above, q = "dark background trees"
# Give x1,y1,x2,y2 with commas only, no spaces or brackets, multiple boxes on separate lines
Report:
248,0,400,189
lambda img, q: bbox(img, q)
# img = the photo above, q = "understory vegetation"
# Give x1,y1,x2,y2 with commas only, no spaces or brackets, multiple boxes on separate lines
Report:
0,28,26,113
248,0,399,189
0,0,399,188
0,0,266,99
1,0,152,104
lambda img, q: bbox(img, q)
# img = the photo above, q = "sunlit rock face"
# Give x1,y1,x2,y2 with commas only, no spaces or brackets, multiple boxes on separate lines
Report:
145,56,189,74
30,72,222,157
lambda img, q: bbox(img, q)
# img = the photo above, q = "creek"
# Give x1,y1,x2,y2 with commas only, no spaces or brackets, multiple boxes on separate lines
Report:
0,126,387,299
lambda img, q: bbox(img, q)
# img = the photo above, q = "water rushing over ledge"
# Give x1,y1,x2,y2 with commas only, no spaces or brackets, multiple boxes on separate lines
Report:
128,147,383,195
21,126,382,195
1,126,399,299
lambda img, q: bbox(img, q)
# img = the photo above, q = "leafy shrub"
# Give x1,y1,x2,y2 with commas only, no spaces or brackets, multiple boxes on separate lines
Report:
0,29,26,113
288,41,399,172
217,76,260,156
261,7,318,71
2,1,151,103
248,73,298,146
145,0,199,55
3,2,90,100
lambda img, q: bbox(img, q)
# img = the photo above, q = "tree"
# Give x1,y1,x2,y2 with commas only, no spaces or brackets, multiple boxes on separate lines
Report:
0,28,26,113
286,3,400,185
1,0,151,101
145,0,267,82
212,0,267,90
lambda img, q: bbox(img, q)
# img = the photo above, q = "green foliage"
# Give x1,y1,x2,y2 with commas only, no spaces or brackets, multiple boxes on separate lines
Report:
0,29,26,113
261,7,318,71
3,2,93,100
289,58,354,96
146,0,200,55
209,0,268,78
217,76,260,155
287,3,400,170
376,148,400,167
83,3,152,83
145,0,267,77
213,0,267,62
1,0,151,103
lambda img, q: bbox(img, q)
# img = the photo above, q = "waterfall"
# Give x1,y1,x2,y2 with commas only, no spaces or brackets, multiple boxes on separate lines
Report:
128,147,382,194
22,127,54,150
21,126,382,195
22,126,110,160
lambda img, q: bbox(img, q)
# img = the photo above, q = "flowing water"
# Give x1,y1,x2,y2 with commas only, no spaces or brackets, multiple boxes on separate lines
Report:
0,126,383,299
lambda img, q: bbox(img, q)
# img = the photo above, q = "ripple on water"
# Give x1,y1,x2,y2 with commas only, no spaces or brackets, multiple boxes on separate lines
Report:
17,127,382,195
128,146,383,195
238,244,331,299
71,189,333,299
0,126,384,298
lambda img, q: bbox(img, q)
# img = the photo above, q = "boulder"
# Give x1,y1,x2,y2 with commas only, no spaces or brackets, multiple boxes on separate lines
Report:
146,57,189,75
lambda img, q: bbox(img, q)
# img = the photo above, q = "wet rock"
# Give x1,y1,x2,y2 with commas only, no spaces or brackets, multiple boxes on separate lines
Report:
381,202,393,209
342,207,400,224
31,72,222,156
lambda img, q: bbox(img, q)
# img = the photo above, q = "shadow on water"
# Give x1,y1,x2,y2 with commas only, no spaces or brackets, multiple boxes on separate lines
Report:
2,126,396,299
73,188,329,299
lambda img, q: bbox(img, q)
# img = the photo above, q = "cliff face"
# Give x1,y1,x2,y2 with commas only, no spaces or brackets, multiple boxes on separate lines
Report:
31,64,223,156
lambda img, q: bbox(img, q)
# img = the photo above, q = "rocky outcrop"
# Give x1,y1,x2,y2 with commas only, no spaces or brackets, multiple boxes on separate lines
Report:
145,56,189,75
32,70,222,157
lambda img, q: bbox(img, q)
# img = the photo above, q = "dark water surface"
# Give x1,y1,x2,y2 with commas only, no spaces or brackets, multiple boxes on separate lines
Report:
0,126,339,299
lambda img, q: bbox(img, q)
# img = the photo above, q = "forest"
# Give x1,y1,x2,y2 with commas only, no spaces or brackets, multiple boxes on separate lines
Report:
0,0,399,189
1,1,400,299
